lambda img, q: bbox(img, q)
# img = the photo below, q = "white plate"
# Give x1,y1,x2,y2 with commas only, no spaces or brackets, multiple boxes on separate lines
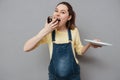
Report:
84,39,112,46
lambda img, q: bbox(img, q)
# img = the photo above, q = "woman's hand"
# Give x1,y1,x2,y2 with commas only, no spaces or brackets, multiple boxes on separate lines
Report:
44,18,59,33
81,39,102,54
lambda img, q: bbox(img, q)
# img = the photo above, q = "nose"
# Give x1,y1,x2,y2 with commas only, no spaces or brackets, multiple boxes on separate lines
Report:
56,12,60,17
53,12,60,19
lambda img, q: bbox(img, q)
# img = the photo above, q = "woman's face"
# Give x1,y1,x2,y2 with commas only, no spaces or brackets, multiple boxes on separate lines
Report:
53,4,71,27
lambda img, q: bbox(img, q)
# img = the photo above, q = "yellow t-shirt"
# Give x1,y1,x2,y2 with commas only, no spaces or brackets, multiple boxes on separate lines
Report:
38,28,83,64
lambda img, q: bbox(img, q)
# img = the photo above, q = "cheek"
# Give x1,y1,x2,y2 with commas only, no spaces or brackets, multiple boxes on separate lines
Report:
61,14,69,20
61,16,69,23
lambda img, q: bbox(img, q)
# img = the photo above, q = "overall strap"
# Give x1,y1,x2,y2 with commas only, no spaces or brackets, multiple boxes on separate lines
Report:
52,30,55,41
68,29,72,41
52,29,72,41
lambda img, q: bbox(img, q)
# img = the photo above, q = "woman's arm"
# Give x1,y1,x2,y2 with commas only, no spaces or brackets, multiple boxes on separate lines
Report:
81,42,91,55
81,41,102,55
24,28,49,52
23,19,59,52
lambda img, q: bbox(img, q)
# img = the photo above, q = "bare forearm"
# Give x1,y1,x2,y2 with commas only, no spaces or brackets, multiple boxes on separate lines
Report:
23,28,49,52
81,43,91,55
24,18,60,52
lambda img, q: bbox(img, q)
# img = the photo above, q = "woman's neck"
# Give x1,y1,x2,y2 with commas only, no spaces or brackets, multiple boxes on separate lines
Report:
57,25,67,32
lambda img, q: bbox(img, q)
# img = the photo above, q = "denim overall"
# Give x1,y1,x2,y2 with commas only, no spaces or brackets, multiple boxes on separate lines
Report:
48,29,81,80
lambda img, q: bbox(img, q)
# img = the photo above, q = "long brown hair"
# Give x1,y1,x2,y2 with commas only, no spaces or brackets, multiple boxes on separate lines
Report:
57,2,76,30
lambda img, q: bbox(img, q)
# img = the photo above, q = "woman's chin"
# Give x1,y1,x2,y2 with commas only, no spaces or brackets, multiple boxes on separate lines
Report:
56,26,61,29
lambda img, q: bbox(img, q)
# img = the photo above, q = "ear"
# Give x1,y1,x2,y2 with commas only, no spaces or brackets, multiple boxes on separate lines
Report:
68,15,72,21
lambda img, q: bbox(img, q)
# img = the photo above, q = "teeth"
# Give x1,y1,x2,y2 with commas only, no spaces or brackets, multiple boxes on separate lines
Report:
57,19,61,22
47,16,61,23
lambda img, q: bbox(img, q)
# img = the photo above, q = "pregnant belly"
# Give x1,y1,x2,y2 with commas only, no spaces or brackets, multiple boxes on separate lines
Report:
55,59,73,78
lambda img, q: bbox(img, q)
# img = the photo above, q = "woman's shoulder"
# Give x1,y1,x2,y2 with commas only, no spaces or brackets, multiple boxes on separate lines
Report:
71,27,79,33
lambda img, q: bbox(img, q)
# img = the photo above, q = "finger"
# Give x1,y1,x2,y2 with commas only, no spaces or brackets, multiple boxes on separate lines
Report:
50,20,59,28
94,39,101,42
93,45,102,48
52,18,58,24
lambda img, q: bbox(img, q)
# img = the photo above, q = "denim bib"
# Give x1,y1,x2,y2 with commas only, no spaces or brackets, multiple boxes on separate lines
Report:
48,29,80,80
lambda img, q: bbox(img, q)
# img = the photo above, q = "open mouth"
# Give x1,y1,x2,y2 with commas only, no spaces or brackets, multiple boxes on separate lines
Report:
47,16,61,23
56,18,61,22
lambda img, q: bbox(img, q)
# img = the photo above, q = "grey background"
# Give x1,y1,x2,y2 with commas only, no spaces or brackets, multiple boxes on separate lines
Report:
0,0,120,80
